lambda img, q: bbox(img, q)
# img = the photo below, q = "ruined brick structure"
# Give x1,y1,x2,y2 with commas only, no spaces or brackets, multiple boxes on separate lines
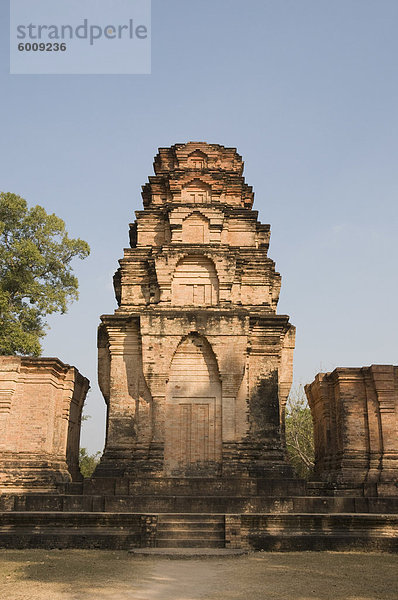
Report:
306,365,398,496
0,143,397,551
96,142,296,482
0,356,89,492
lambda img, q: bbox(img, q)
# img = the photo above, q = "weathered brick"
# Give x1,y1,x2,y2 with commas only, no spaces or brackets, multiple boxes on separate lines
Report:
306,365,398,496
96,142,295,480
0,357,89,492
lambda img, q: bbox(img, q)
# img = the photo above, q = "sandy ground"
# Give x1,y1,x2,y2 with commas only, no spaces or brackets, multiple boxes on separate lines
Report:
0,550,397,600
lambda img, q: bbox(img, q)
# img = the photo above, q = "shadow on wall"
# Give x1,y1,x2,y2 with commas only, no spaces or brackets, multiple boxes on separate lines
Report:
248,370,280,436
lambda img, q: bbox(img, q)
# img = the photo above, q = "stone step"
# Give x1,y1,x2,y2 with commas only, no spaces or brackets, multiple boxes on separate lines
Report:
0,512,397,551
158,522,224,531
130,548,247,557
156,539,225,548
2,494,398,514
158,514,225,523
157,529,224,540
82,476,306,497
157,513,225,548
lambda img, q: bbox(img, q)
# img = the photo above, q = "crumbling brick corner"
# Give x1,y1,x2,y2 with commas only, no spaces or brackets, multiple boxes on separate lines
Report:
0,356,89,493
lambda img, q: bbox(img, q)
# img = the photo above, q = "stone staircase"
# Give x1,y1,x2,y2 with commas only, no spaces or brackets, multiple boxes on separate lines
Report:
1,486,398,551
1,510,397,551
156,514,225,548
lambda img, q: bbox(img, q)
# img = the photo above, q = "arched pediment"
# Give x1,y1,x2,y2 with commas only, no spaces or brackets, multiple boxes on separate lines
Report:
171,255,219,306
181,212,210,244
169,334,220,385
187,150,208,170
181,179,211,204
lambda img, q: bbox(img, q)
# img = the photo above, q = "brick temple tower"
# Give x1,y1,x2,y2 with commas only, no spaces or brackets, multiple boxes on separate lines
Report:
96,143,296,485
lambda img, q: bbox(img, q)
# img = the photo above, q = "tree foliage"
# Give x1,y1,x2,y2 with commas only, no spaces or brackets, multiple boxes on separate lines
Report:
79,448,101,478
285,385,315,480
0,192,90,356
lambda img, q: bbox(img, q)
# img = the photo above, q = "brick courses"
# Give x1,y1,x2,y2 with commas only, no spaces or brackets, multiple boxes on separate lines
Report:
0,356,89,492
97,142,296,480
306,365,398,496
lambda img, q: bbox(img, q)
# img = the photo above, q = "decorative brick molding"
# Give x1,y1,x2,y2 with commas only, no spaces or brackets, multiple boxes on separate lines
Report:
0,356,89,492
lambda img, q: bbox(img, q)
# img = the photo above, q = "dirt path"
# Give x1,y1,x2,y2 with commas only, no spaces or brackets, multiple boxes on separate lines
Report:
0,550,397,600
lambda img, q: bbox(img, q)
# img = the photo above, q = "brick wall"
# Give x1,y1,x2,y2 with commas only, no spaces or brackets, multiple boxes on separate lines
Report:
0,356,89,492
306,365,398,496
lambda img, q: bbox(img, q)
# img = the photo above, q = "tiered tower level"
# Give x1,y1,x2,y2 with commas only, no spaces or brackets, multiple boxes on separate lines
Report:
97,143,296,481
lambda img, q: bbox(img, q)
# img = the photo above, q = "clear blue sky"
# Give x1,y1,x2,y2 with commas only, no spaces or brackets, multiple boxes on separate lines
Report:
1,1,397,452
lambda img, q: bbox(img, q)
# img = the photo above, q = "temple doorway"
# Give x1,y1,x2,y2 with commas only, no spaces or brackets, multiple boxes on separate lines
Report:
164,335,222,475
